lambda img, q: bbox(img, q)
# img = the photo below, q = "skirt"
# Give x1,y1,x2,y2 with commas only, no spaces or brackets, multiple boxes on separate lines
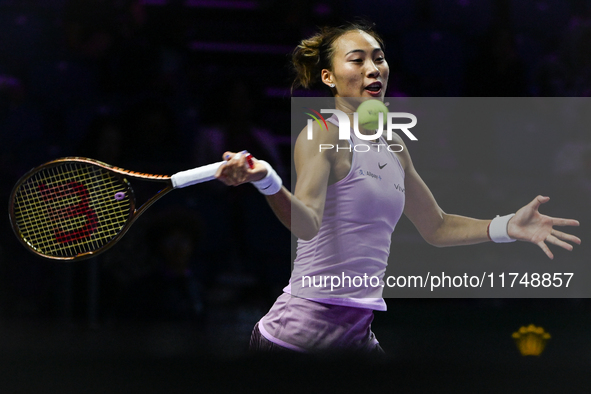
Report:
249,292,384,354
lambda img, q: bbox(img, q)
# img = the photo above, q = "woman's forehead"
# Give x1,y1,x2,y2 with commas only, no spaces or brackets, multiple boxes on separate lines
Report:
333,30,382,55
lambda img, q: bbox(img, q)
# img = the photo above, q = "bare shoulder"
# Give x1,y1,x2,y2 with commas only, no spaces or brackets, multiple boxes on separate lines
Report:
294,119,340,162
385,131,413,171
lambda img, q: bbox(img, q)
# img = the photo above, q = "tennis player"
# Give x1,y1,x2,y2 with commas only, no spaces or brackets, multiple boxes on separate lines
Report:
215,21,581,353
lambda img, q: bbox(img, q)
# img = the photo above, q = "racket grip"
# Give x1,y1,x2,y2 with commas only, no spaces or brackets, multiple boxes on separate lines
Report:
171,161,225,188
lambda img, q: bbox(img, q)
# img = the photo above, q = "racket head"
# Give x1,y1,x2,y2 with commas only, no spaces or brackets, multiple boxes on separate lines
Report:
9,157,137,261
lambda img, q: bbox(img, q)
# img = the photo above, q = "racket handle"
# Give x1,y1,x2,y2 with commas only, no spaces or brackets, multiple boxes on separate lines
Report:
171,161,225,188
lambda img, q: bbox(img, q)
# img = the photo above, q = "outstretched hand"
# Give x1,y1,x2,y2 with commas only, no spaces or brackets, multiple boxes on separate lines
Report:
215,151,267,186
507,195,581,259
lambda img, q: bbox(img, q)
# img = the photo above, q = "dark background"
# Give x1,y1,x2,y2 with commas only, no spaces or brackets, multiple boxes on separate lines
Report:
1,0,590,390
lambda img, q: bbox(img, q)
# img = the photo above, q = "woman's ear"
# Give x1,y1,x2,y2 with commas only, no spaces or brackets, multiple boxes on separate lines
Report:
321,69,334,88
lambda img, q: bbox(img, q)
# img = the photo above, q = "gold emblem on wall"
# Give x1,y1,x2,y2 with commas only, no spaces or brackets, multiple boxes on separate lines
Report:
512,324,551,356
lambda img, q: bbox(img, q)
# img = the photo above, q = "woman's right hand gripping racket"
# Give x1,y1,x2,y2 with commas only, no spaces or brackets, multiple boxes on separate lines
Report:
8,156,253,261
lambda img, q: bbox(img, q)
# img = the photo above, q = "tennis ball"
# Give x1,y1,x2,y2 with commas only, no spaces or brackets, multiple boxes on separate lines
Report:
357,99,388,130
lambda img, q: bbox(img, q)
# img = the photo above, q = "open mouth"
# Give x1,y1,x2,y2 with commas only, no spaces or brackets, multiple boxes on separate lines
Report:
364,82,383,95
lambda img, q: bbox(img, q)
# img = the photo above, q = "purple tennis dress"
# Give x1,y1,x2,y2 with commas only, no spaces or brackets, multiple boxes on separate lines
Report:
254,115,406,352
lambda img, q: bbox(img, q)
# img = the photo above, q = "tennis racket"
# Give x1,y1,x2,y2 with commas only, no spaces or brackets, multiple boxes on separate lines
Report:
9,156,251,261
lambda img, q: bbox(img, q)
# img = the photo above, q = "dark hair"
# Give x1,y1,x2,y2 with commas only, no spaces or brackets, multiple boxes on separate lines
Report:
291,20,384,92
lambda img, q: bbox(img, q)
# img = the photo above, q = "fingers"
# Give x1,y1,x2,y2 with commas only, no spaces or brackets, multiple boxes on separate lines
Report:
216,151,253,186
530,195,550,211
222,151,236,161
538,229,581,259
546,234,574,252
528,195,580,228
221,151,246,164
552,217,580,227
537,241,554,260
550,229,581,245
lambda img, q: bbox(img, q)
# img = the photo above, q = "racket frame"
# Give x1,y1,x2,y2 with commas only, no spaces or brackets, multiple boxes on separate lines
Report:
9,157,175,261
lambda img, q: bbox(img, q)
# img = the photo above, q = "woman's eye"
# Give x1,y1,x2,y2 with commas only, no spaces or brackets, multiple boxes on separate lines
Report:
375,57,385,62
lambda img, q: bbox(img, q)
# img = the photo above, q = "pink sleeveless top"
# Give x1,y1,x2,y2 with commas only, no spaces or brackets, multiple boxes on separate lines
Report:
284,115,406,311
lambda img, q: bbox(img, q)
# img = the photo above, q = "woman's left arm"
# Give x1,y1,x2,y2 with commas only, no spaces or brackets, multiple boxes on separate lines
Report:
397,137,581,259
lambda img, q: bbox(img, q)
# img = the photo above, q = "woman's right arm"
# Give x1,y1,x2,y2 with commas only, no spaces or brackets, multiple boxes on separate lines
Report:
216,122,337,240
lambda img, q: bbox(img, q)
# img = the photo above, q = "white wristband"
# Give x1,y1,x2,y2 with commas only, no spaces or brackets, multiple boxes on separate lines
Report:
488,214,516,243
251,160,282,195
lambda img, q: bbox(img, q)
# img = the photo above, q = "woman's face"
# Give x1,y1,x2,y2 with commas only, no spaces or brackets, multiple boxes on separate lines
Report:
322,30,389,100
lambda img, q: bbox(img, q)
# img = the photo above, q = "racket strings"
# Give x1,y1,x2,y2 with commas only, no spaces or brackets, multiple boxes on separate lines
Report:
13,162,132,258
